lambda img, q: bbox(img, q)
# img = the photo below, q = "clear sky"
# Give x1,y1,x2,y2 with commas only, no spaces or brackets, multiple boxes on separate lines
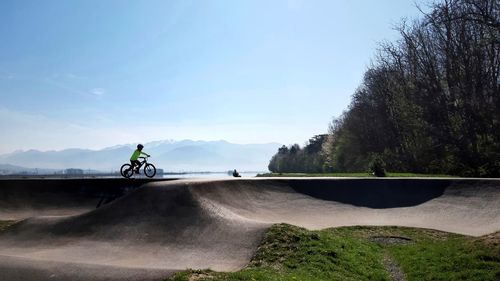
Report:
0,0,428,154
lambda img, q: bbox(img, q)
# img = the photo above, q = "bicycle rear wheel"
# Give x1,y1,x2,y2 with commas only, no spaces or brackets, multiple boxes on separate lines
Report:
144,163,156,178
120,164,134,178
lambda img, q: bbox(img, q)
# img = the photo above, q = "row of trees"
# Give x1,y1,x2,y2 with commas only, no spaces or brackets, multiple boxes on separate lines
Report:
269,0,499,177
268,135,331,173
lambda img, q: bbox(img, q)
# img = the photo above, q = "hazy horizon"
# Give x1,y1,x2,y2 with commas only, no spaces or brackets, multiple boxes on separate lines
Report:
0,138,282,155
0,139,282,172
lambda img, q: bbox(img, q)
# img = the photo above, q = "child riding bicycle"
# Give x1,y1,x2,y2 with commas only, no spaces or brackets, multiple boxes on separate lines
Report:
130,144,150,174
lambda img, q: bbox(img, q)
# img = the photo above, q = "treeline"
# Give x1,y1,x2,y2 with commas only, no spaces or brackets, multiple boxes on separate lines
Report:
268,135,331,173
269,0,500,177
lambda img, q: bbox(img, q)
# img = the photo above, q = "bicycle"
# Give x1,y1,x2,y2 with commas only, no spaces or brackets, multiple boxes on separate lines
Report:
120,156,157,178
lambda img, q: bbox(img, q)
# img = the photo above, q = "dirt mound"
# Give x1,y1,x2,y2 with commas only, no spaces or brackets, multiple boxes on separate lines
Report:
0,180,268,280
188,179,500,234
0,178,498,281
0,178,170,220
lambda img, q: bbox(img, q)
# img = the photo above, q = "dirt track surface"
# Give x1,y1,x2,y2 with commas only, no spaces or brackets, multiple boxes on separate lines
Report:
0,178,499,281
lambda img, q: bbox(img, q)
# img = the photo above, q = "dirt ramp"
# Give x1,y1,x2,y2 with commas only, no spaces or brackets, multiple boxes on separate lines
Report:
0,181,268,279
188,178,500,235
0,178,171,220
1,182,267,243
0,255,177,281
0,178,498,281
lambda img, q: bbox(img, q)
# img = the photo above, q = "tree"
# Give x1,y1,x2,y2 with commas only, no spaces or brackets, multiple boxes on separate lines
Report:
269,0,499,177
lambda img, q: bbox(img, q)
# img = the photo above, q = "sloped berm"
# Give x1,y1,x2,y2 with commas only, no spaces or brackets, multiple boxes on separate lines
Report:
0,178,499,281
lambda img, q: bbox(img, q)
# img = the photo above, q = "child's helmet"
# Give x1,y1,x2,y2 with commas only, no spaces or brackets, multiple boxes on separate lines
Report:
137,144,144,149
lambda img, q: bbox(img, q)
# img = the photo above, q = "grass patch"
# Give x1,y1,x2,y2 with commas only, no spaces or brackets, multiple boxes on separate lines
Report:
167,225,499,281
256,172,375,177
0,220,16,232
385,173,457,178
256,172,457,178
388,231,500,281
168,224,389,281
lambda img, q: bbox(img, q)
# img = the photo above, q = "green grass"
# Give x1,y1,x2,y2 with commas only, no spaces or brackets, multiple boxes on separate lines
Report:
385,173,457,178
167,225,500,281
387,230,500,281
257,173,457,178
256,172,457,178
256,172,374,177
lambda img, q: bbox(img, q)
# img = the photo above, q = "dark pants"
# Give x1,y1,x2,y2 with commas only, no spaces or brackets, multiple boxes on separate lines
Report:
130,160,141,170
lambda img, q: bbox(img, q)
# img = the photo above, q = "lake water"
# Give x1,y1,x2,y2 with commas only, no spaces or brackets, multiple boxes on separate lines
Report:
162,172,262,178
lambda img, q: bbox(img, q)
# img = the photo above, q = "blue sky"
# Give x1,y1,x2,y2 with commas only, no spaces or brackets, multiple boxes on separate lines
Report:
0,0,427,154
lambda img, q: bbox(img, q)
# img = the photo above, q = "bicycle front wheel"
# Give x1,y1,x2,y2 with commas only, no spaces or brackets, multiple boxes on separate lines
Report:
120,164,134,178
144,163,156,178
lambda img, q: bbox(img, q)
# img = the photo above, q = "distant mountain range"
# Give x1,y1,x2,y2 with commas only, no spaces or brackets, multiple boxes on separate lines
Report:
0,140,282,172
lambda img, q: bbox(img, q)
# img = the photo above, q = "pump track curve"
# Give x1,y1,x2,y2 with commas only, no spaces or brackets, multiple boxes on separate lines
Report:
0,177,498,281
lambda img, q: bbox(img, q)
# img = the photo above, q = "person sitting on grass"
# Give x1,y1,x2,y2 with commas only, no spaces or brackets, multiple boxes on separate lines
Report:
130,144,150,174
232,169,241,177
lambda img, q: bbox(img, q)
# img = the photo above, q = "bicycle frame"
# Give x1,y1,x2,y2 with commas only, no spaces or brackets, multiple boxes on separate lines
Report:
134,156,149,169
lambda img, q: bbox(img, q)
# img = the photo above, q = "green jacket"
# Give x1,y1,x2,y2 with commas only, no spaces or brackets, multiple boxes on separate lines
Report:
130,149,148,161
